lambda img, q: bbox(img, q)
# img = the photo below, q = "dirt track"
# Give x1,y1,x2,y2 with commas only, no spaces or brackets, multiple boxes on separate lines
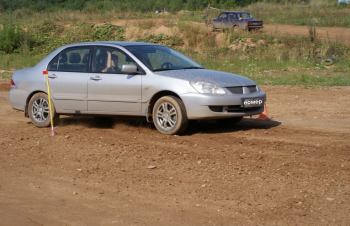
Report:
0,83,349,225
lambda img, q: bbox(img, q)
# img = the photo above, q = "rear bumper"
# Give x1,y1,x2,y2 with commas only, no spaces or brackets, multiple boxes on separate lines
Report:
9,88,26,111
248,25,263,29
181,91,266,119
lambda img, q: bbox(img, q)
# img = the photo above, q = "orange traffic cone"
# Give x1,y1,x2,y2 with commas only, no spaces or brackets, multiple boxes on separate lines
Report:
258,103,270,121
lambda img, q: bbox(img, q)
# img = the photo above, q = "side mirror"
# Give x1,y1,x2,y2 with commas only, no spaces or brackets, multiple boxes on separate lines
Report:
121,64,139,74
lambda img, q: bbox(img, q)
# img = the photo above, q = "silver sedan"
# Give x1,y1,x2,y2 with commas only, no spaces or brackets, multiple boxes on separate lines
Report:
9,42,266,135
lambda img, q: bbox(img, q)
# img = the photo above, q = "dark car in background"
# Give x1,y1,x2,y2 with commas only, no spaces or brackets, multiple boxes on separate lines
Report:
212,11,263,31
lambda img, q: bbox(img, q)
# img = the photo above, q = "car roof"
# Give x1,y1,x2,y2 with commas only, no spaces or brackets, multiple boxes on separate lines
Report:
62,41,157,48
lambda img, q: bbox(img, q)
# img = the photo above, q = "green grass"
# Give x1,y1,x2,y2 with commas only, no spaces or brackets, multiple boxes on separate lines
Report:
0,8,349,86
180,3,350,28
194,56,350,86
4,2,350,28
246,3,350,27
0,53,44,71
1,50,349,86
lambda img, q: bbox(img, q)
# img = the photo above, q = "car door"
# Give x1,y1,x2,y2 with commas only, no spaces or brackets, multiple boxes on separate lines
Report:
218,13,229,29
47,46,91,113
87,46,142,114
229,13,239,27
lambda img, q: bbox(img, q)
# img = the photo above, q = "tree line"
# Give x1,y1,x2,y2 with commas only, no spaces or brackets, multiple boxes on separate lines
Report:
0,0,311,12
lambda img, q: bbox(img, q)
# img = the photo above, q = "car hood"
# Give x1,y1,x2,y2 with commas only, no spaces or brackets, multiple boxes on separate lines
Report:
154,69,256,87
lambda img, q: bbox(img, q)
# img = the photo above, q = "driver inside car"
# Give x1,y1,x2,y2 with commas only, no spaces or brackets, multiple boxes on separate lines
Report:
101,51,120,73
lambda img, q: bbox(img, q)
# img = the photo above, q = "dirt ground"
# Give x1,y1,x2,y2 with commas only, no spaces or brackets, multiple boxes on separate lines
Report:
0,82,349,226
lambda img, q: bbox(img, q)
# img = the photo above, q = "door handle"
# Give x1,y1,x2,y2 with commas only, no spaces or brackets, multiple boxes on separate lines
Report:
90,75,102,81
48,74,57,79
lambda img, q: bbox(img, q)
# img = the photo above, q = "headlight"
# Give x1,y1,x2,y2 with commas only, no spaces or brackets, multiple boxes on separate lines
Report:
190,81,226,95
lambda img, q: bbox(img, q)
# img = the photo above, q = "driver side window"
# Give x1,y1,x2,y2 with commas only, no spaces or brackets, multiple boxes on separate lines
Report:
92,46,136,74
229,14,238,21
147,49,185,70
219,13,227,20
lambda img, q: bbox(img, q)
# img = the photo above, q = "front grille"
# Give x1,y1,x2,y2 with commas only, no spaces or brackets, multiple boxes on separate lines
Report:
226,86,243,94
247,85,257,93
226,85,257,94
209,105,262,113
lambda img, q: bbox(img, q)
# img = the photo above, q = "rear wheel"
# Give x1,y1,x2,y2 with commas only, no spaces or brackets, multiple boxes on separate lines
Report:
152,96,188,135
28,93,58,128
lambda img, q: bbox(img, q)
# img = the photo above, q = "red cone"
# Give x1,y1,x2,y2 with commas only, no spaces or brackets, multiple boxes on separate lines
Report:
258,103,270,121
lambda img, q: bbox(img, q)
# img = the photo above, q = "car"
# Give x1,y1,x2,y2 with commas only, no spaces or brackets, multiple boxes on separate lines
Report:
212,11,263,31
9,41,266,135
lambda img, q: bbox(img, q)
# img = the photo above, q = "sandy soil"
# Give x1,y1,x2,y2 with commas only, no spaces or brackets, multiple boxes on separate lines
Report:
0,83,349,226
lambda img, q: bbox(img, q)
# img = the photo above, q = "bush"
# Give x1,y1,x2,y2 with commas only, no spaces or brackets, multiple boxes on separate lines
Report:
0,23,24,53
139,34,184,46
0,0,270,12
93,24,125,41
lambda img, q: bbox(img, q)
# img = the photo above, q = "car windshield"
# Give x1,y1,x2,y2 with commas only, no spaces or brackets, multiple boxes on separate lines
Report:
125,45,203,72
239,12,251,19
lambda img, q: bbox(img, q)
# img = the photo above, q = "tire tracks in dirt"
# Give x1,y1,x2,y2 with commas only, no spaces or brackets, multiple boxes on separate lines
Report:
0,85,349,225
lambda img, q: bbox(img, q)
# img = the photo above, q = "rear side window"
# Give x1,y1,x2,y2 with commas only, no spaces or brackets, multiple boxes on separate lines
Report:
48,47,91,72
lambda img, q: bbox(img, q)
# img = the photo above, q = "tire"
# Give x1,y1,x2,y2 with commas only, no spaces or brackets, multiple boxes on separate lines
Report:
28,92,58,128
216,117,243,126
152,96,188,135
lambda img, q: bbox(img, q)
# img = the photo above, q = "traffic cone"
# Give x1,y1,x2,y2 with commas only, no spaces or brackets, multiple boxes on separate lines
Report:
258,103,270,121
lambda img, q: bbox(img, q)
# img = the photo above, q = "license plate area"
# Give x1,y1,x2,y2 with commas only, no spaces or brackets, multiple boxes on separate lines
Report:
242,97,264,108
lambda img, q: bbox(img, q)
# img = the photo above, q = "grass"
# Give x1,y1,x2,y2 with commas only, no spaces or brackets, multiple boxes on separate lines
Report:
245,2,350,27
180,2,350,28
192,54,350,86
0,7,349,87
0,53,44,70
4,2,350,28
1,50,349,86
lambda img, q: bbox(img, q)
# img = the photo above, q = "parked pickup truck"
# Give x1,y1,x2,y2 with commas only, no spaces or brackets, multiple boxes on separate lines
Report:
212,11,263,31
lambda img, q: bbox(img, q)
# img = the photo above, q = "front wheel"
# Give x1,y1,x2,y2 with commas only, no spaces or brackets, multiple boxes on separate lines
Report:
28,92,58,128
152,96,188,135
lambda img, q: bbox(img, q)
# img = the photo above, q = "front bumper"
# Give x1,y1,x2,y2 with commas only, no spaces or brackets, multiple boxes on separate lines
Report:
181,91,266,119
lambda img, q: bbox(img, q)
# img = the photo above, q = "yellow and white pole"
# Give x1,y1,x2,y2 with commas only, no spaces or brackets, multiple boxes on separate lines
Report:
43,70,55,136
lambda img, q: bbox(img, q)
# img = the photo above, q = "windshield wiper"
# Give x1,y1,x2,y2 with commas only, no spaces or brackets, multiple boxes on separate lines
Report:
153,66,203,72
180,66,204,70
153,68,177,72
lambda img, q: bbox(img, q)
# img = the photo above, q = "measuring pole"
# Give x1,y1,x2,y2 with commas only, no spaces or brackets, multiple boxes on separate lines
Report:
43,70,55,136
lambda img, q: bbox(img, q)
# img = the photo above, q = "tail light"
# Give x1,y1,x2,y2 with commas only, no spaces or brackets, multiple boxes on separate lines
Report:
10,79,16,88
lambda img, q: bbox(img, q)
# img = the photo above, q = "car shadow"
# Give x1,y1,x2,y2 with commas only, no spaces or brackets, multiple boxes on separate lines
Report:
57,116,111,129
185,118,281,135
58,115,153,130
58,116,281,135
